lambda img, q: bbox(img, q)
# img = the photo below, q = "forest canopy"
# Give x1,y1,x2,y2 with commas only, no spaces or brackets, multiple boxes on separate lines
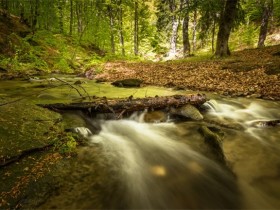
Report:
0,0,280,60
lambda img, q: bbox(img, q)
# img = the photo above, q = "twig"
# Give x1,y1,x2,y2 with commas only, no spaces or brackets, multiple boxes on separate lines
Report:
77,84,91,100
54,77,83,97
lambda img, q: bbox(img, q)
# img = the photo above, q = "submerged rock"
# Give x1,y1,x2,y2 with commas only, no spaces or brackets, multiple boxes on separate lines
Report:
198,126,227,167
143,111,167,123
65,127,92,138
248,119,280,128
111,79,142,88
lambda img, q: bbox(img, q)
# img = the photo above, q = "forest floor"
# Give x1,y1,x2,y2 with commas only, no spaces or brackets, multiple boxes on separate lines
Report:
96,44,280,100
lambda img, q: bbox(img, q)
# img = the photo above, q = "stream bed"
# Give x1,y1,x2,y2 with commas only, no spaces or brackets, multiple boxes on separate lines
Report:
0,76,280,209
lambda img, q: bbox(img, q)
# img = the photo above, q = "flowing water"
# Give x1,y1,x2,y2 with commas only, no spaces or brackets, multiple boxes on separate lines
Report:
67,96,280,209
87,118,240,209
1,77,280,209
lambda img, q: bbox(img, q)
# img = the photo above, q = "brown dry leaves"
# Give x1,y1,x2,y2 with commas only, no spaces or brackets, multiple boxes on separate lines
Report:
97,45,280,100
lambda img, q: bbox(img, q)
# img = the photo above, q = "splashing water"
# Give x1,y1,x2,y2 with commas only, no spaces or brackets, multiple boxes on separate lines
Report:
50,97,280,209
88,118,241,209
203,99,280,143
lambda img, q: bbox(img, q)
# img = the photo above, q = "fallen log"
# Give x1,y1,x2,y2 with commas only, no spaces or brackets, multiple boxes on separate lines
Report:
38,94,208,115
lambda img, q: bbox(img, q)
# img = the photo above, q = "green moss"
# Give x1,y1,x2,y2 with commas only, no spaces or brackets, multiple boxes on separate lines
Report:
52,133,78,155
0,100,62,159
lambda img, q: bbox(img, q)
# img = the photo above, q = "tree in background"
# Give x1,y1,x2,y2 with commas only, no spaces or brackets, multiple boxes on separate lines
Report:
181,0,191,57
156,0,181,57
0,0,280,59
258,0,274,47
197,0,222,53
215,0,239,57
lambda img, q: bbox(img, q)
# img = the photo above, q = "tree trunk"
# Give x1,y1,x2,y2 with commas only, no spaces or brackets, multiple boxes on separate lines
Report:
76,1,83,35
108,4,115,54
192,7,197,52
215,0,239,57
212,20,216,54
182,0,191,57
38,94,208,115
58,0,64,34
168,0,179,57
134,1,139,56
69,0,73,35
30,0,39,32
258,0,273,48
118,0,125,56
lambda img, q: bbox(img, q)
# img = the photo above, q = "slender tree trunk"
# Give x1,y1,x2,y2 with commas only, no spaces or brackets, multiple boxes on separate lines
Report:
169,0,179,57
170,17,179,56
108,4,115,54
69,0,73,35
258,0,273,47
118,1,125,56
76,2,83,35
215,0,239,57
134,1,139,56
212,20,216,54
58,0,64,34
182,0,190,57
30,0,39,32
192,7,197,51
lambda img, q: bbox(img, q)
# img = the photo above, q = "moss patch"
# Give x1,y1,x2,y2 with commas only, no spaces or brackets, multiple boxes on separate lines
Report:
0,100,62,160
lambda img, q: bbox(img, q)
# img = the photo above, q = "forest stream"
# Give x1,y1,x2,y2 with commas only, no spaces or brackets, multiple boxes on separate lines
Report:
1,76,280,209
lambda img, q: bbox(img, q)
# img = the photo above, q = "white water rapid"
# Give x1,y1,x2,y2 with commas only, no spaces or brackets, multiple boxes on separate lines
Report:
89,118,241,209
48,96,280,209
80,97,280,209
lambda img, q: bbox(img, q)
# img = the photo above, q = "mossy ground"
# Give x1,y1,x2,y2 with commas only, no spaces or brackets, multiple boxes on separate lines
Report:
0,99,84,209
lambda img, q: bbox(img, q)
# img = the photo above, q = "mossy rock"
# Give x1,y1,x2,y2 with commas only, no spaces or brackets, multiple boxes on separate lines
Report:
198,126,226,166
0,100,62,161
171,104,203,120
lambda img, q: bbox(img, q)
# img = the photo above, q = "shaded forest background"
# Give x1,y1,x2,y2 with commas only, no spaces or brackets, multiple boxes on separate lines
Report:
0,0,280,74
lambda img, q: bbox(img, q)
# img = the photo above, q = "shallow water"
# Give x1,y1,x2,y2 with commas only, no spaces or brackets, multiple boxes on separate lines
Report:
58,96,280,209
1,76,280,209
0,76,183,104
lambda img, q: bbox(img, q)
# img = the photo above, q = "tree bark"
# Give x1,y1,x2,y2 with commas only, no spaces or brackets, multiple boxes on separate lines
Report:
134,0,139,56
192,6,197,52
258,0,273,48
69,0,73,35
168,0,179,57
30,0,39,32
38,94,208,115
108,4,115,54
182,0,191,57
118,0,125,56
76,1,83,35
212,20,216,54
215,0,239,57
169,18,179,56
58,0,64,34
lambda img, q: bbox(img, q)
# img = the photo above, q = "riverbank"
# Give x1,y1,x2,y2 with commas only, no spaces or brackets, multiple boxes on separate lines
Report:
96,45,280,100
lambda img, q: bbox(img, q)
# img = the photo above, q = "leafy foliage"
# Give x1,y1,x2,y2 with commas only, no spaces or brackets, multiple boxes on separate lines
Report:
0,0,279,63
53,133,78,155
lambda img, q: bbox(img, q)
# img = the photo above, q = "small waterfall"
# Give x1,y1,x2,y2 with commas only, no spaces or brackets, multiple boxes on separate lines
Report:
202,99,221,112
203,99,280,142
88,118,241,209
